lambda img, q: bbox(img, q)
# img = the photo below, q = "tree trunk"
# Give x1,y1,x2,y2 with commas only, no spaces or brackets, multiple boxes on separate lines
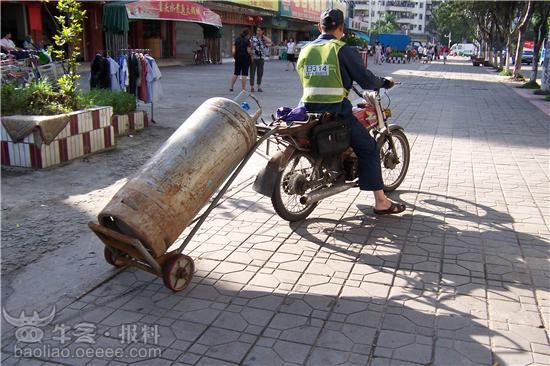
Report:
513,32,526,78
541,39,550,92
513,1,534,78
505,40,511,71
530,7,550,82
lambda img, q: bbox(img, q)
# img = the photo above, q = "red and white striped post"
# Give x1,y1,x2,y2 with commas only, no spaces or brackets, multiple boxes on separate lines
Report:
360,51,368,68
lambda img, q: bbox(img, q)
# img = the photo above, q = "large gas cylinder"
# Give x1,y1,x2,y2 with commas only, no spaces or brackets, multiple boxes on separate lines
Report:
98,97,257,257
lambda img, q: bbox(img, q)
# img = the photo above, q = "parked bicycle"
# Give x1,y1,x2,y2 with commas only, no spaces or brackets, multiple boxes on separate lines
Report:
193,43,208,64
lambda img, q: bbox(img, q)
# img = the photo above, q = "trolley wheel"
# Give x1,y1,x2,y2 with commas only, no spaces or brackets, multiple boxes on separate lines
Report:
104,246,127,268
162,254,195,292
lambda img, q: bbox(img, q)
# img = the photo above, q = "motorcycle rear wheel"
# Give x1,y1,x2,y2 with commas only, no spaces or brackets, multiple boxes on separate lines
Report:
271,152,318,222
378,129,410,192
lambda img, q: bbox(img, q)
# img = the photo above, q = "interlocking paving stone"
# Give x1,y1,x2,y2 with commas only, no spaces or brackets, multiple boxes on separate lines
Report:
3,59,549,366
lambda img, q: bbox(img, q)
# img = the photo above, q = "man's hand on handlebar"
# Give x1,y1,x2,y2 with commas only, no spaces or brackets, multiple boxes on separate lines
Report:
382,77,395,89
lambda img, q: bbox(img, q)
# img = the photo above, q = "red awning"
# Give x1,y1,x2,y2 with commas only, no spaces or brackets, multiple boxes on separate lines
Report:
126,1,222,27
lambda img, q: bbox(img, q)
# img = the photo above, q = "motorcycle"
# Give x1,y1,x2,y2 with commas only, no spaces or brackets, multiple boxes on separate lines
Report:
254,80,410,222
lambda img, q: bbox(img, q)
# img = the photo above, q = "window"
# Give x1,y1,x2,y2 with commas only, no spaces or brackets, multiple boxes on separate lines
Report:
418,24,422,31
419,2,423,8
419,13,422,19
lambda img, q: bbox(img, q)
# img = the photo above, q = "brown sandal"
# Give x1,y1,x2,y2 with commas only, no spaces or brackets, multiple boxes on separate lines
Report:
373,202,406,215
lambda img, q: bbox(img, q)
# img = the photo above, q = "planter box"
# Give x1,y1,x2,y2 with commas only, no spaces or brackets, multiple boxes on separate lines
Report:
1,106,115,168
111,110,149,137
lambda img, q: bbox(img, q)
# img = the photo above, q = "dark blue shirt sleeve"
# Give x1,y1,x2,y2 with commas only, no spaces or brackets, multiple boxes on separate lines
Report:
339,45,385,90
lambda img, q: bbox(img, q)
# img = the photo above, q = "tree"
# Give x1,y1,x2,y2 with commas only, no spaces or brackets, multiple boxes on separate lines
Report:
51,0,86,109
541,38,550,92
530,3,550,83
429,2,474,45
513,1,534,79
369,13,398,37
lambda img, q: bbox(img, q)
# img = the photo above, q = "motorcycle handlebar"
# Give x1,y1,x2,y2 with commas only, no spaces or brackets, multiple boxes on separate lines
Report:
351,80,401,98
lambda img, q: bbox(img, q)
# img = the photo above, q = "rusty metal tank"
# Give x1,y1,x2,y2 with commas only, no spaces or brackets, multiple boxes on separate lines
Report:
98,97,257,257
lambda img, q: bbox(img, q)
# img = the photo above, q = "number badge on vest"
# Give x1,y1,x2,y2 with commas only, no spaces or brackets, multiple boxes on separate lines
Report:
304,64,329,76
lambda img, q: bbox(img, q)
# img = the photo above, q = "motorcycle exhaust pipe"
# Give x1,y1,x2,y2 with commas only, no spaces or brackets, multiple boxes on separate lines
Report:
300,182,357,205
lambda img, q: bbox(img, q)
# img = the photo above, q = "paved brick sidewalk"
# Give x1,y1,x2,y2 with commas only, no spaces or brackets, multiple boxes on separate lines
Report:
2,59,549,366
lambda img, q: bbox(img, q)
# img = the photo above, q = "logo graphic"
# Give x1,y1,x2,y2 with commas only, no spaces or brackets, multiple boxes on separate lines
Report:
3,306,56,343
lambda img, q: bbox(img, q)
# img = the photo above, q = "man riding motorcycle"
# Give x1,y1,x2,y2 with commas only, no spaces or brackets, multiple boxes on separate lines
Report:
297,8,406,215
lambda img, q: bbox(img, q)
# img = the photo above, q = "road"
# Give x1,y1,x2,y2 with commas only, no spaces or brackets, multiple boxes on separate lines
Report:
1,56,549,366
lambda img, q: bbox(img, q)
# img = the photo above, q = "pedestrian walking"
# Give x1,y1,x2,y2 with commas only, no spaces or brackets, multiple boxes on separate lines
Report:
286,37,296,71
229,28,252,92
249,26,272,92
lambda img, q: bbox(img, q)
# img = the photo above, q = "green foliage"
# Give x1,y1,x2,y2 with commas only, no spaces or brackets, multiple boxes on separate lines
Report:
1,82,23,116
343,35,368,48
500,69,512,76
520,80,541,89
429,2,475,44
1,80,73,115
81,89,136,115
513,74,526,81
545,95,550,101
1,81,136,116
369,13,398,37
390,51,405,58
51,0,86,109
534,89,550,95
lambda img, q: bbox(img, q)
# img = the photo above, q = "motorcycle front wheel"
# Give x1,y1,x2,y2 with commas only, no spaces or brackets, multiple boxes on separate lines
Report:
378,129,410,192
271,152,318,222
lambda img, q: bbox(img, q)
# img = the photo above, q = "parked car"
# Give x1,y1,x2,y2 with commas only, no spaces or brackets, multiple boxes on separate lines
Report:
521,49,533,65
450,43,476,56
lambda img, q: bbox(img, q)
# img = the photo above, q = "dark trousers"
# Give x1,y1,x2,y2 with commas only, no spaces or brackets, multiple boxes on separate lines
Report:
348,116,384,191
250,58,264,86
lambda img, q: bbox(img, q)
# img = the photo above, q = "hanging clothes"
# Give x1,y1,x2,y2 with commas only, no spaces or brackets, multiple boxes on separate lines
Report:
138,54,148,102
145,55,163,103
90,54,111,89
107,56,121,91
136,54,142,88
117,54,129,91
128,53,139,96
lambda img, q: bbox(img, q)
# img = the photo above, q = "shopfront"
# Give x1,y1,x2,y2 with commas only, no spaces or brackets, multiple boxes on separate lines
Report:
1,2,28,46
125,1,222,59
278,0,327,42
208,1,278,58
0,1,103,61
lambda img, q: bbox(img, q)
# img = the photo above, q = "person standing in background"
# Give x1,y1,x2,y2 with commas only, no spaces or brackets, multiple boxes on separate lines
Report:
229,28,252,92
374,42,382,65
202,24,222,64
249,26,272,92
286,37,296,71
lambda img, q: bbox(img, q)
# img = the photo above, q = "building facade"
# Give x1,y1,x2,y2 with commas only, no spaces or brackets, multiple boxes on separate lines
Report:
353,0,441,42
0,0,350,62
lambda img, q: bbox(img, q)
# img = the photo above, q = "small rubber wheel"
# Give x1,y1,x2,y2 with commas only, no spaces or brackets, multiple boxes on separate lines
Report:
162,254,195,292
104,247,127,268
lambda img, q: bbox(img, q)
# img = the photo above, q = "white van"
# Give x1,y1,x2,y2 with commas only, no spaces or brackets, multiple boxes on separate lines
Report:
450,43,476,56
